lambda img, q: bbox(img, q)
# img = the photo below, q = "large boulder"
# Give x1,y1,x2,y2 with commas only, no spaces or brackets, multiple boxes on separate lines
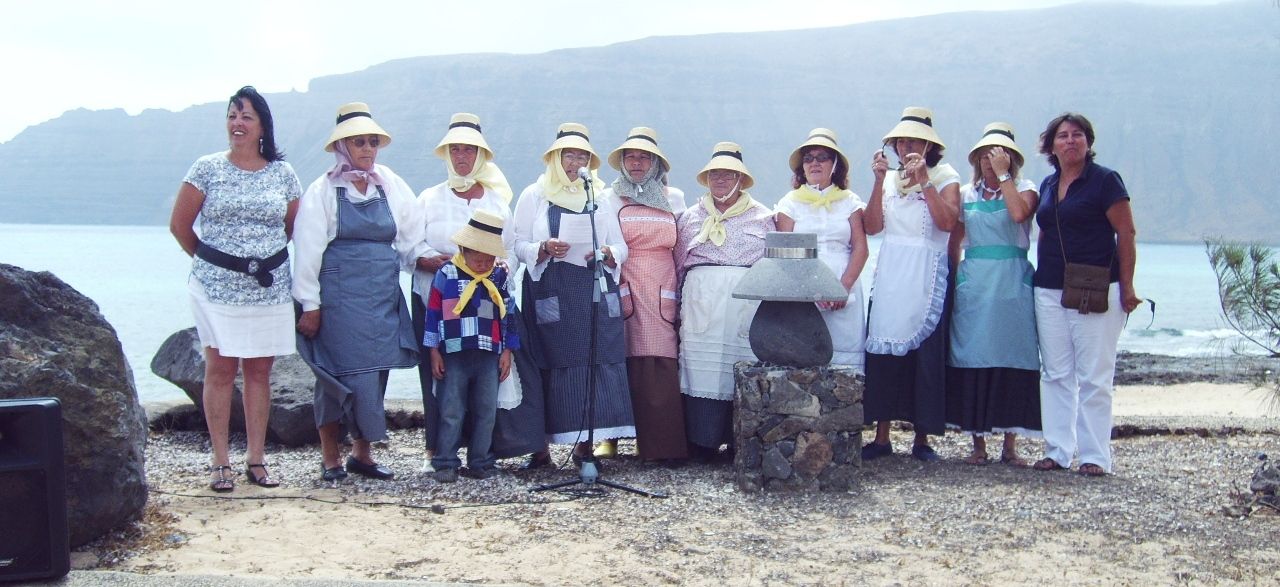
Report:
0,264,147,548
150,328,319,446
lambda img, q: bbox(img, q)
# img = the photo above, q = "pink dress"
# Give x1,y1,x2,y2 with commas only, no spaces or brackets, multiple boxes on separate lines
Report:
613,194,687,459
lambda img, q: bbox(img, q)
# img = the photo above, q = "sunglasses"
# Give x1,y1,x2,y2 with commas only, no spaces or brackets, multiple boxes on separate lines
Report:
345,136,382,148
802,154,833,164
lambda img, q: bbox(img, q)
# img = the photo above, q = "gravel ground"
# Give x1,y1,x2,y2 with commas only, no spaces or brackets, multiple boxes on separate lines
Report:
77,420,1280,586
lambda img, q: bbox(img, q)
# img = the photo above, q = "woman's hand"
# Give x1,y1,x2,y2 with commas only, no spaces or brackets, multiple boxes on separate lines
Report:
904,152,929,185
871,149,889,180
416,254,452,273
430,348,445,380
1121,284,1143,314
818,274,855,311
590,246,617,269
498,349,512,382
988,147,1012,177
297,310,321,338
543,238,569,260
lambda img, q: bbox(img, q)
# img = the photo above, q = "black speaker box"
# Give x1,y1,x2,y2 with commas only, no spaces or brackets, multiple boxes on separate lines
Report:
0,398,69,582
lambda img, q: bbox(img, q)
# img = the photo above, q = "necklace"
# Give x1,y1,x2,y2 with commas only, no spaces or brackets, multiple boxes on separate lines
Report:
980,180,1001,198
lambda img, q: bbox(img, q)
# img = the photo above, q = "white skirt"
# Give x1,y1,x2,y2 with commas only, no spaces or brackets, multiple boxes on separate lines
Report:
678,266,759,401
188,278,295,358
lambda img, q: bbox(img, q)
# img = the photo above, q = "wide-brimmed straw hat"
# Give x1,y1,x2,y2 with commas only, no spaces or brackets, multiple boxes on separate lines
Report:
607,126,670,172
788,127,849,172
450,209,506,259
882,106,945,149
696,141,755,190
324,102,391,152
540,122,601,170
967,122,1025,169
434,113,492,160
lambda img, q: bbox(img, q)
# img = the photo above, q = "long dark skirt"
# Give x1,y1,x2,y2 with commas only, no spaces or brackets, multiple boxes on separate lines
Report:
628,356,687,459
410,291,438,452
492,304,546,459
683,395,733,450
945,366,1042,435
863,296,951,437
523,262,634,445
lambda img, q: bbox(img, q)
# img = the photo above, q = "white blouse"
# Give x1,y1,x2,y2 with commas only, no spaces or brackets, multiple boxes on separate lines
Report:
291,165,424,311
409,182,513,298
512,180,629,283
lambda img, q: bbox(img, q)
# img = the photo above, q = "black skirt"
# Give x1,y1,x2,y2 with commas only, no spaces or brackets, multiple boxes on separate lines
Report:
945,366,1042,435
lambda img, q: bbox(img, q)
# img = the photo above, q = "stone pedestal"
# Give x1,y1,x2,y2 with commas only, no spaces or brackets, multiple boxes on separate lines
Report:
733,361,863,492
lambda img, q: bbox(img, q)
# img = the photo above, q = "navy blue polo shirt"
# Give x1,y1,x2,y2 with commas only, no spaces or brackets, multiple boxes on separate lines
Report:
1033,161,1129,289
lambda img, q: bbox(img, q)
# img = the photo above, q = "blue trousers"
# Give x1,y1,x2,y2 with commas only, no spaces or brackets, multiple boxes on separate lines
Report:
431,349,500,471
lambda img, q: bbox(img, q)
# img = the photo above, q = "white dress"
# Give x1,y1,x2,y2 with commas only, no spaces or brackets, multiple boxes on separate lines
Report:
774,189,868,369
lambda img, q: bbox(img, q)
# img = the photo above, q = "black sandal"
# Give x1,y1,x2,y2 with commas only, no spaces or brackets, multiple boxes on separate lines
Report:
246,463,280,488
209,465,235,493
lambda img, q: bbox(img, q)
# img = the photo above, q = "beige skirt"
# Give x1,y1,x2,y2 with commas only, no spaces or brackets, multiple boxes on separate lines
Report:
188,278,295,358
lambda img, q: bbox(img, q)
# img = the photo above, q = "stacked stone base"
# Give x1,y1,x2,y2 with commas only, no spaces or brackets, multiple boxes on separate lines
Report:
733,362,864,492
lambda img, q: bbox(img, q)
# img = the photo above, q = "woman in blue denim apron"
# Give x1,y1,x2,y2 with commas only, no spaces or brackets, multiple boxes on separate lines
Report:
293,102,424,482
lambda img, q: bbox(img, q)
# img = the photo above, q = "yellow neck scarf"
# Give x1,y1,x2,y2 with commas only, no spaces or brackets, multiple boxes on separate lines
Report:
451,252,506,319
447,151,513,204
692,191,756,247
786,184,851,211
538,155,604,212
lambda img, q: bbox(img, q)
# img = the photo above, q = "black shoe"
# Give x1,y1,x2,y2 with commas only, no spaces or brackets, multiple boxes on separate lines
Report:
521,452,553,470
433,468,459,483
459,466,498,480
345,456,395,480
320,464,348,482
911,444,941,462
861,442,893,461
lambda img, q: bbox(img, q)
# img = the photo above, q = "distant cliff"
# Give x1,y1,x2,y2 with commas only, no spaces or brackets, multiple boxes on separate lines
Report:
1,1,1275,243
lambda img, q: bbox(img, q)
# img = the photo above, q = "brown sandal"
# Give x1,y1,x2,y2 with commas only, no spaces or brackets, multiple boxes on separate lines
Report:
1078,463,1107,477
1033,457,1066,471
246,463,280,488
209,465,235,492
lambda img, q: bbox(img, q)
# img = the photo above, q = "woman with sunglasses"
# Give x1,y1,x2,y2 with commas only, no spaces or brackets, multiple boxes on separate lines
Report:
293,102,424,482
861,107,962,463
774,128,869,371
673,142,774,462
511,123,634,468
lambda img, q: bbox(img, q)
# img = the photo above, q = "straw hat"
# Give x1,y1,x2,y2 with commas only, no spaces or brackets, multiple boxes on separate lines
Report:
607,126,670,172
882,106,946,149
324,102,391,152
967,122,1025,169
696,141,755,190
434,113,493,160
450,209,507,259
788,127,849,172
540,122,601,170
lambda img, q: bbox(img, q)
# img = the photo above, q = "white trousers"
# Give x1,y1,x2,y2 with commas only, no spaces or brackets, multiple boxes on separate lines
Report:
1034,284,1126,472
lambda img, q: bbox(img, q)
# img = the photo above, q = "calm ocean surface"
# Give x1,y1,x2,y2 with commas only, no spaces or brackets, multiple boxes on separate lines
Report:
0,223,1258,403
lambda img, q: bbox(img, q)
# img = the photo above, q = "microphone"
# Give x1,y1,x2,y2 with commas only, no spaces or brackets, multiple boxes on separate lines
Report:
577,166,592,183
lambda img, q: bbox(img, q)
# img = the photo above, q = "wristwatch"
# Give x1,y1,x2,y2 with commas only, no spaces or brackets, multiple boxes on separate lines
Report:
996,172,1012,184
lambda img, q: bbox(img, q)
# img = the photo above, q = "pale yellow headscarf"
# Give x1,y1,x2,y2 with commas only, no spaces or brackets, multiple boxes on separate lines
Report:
784,184,851,212
538,149,606,212
692,191,757,247
447,150,513,204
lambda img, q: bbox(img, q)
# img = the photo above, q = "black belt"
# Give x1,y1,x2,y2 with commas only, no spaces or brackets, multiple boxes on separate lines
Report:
196,242,288,287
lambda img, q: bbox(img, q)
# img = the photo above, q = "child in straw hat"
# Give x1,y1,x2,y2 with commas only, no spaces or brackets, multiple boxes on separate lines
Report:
423,210,519,482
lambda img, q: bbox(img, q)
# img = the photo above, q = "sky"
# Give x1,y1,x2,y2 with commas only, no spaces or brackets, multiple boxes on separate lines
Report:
1,0,1225,143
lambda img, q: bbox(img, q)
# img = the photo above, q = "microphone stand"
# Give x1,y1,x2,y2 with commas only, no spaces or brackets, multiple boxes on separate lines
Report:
532,169,666,498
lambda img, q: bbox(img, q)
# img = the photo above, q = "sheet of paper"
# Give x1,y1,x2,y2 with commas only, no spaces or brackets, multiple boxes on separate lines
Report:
556,214,597,268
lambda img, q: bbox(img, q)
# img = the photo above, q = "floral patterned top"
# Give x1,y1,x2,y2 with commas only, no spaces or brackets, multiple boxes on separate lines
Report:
183,151,302,305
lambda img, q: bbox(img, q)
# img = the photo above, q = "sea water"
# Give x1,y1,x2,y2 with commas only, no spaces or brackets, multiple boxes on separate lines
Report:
0,223,1265,403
